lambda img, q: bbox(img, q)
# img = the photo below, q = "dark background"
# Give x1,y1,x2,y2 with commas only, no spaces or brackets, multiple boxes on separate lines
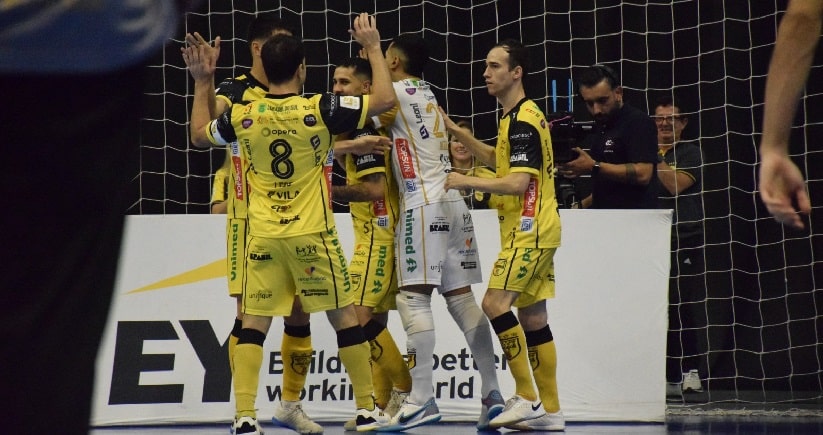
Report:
137,0,821,403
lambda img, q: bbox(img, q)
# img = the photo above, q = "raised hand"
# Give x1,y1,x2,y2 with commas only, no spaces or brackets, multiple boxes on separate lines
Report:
181,32,221,81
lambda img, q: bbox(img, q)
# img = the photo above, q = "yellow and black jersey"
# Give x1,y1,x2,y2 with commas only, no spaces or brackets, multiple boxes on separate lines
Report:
206,92,370,238
496,98,561,249
343,125,399,245
215,72,269,219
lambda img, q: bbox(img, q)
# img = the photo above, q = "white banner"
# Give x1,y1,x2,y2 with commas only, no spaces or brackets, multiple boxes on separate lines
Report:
92,210,671,425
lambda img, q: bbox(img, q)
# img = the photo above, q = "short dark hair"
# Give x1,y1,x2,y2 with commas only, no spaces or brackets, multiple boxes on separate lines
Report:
391,33,429,77
577,64,620,91
261,34,304,85
337,57,372,81
495,39,530,74
247,14,295,44
654,94,677,109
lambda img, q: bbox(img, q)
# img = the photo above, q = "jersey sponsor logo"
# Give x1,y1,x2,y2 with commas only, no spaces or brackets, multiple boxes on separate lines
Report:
300,289,329,297
405,88,417,95
374,245,388,278
510,153,528,162
311,135,321,150
461,261,477,269
395,138,417,180
429,262,443,273
232,156,244,200
262,128,297,136
324,150,334,208
377,215,388,228
258,103,266,113
340,95,361,109
248,290,273,300
463,213,473,226
356,154,376,165
295,244,320,264
249,252,272,261
279,215,301,225
411,102,423,124
429,223,449,233
405,180,416,192
520,218,533,232
419,125,430,139
516,265,528,279
304,114,317,127
522,178,538,218
405,257,417,272
242,119,253,129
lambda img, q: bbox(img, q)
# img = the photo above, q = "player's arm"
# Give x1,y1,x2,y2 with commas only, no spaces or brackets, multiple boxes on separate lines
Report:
350,13,396,116
761,0,823,156
183,34,222,147
334,134,391,156
439,107,497,168
446,170,530,196
185,32,226,118
333,172,387,203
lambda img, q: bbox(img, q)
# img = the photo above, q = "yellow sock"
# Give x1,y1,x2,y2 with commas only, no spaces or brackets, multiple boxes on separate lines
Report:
228,333,239,377
234,343,263,418
498,323,538,401
339,341,375,410
281,333,312,402
371,328,412,393
530,340,560,412
372,361,391,409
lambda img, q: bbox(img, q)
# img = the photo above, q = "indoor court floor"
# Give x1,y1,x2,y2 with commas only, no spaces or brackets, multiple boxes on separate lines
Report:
90,416,823,435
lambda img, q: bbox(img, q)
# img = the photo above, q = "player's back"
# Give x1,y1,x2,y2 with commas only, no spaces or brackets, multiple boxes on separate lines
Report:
231,94,336,238
377,78,462,210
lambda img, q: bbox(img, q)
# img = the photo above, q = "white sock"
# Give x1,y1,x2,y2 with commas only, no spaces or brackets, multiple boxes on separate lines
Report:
445,291,500,397
396,290,436,405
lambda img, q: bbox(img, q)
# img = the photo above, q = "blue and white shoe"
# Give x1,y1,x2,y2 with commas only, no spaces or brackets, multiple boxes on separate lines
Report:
477,389,505,431
377,397,441,432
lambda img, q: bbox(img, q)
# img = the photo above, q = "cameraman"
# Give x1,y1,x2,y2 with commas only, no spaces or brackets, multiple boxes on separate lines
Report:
559,65,658,209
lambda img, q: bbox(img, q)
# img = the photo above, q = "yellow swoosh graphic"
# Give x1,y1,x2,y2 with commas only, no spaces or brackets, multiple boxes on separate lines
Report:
127,258,226,294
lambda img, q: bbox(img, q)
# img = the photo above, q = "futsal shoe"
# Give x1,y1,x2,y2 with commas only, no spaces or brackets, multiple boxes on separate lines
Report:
488,395,546,428
233,416,264,435
384,388,410,417
272,400,323,434
477,389,506,431
682,369,703,392
377,397,442,432
506,410,565,431
354,406,390,432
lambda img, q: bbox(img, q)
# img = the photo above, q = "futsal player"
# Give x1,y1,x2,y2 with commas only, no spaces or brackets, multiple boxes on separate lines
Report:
186,15,322,434
330,57,413,426
442,39,565,431
185,13,396,434
373,33,505,432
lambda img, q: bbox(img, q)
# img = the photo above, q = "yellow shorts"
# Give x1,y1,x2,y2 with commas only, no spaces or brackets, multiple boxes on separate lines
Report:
349,242,397,313
488,247,557,308
226,218,247,297
242,228,353,316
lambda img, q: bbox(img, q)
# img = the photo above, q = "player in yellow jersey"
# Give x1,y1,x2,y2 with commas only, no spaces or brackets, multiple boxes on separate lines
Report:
374,33,504,432
330,57,412,426
442,39,565,431
185,13,397,434
187,15,323,434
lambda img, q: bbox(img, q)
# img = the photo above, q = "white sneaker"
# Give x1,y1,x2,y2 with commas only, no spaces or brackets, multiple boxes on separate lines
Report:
384,388,409,417
272,400,323,434
488,395,546,428
354,407,390,432
377,397,441,432
682,369,703,392
506,410,565,431
233,416,263,435
477,389,505,431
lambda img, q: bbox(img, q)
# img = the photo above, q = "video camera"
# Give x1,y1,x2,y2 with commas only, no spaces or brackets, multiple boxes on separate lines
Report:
547,112,594,208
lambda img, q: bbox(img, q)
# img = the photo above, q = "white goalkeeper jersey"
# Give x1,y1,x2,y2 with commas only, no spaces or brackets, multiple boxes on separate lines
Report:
375,78,463,210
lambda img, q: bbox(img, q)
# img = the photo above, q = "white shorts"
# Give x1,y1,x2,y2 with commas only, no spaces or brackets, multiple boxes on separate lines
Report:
395,200,483,292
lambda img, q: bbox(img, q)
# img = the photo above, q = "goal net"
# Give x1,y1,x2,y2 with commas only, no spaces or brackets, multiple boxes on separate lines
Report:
138,0,821,415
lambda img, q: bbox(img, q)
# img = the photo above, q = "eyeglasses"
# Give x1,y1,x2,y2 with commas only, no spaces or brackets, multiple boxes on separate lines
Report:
653,115,685,124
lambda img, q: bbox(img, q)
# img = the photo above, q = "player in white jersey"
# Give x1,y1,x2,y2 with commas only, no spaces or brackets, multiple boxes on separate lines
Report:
373,33,504,432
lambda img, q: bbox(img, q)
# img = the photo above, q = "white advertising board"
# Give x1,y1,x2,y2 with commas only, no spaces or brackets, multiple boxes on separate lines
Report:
92,210,670,425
